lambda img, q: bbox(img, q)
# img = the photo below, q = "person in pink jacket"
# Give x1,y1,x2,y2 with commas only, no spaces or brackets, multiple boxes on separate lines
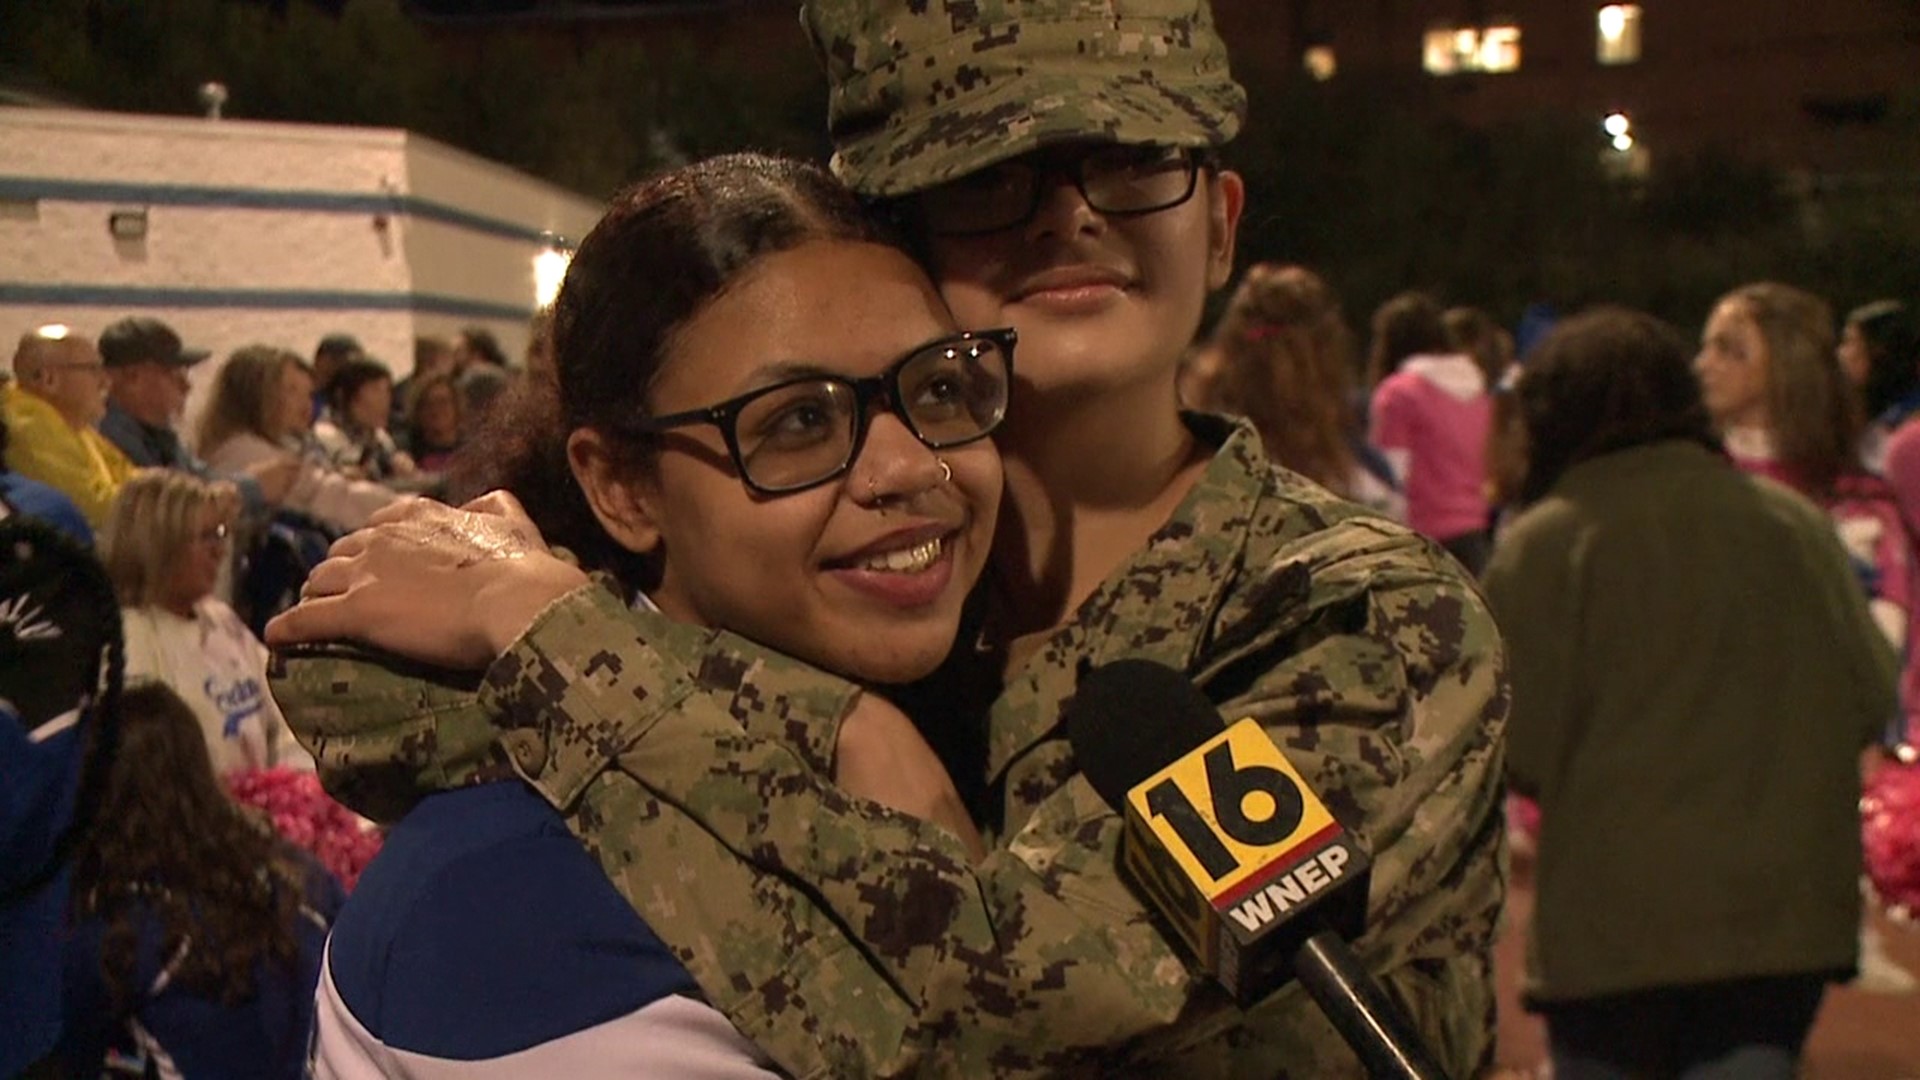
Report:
1366,291,1493,573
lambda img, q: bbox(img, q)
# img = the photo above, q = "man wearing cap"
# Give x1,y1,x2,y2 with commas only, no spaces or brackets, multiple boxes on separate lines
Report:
2,326,133,528
97,316,298,514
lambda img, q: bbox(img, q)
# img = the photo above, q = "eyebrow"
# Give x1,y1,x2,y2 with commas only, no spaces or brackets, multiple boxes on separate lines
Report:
735,331,963,388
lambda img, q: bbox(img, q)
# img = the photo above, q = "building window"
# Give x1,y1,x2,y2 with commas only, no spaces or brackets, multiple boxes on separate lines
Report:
1424,22,1523,76
1597,5,1642,65
1304,45,1337,81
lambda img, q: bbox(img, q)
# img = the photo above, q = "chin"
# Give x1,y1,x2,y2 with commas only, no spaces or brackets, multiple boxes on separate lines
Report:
839,638,952,687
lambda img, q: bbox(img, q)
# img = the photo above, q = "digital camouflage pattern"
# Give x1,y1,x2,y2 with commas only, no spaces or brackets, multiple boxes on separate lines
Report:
800,0,1247,196
273,417,1509,1079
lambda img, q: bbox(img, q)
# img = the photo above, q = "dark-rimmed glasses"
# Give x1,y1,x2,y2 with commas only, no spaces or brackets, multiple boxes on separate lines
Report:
627,328,1015,496
914,145,1211,237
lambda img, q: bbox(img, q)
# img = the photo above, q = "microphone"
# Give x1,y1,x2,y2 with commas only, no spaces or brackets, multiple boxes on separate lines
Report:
1066,659,1448,1080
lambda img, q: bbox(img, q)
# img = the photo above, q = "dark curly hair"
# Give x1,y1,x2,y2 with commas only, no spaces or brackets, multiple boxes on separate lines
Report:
1514,307,1721,505
68,682,307,1013
451,152,903,592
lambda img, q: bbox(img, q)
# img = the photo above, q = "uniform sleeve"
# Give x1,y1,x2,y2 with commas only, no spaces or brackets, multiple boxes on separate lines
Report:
485,540,1508,1078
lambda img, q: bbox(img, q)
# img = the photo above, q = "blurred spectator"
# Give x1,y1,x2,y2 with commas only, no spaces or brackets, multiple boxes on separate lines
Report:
311,332,362,416
404,372,463,474
1367,291,1493,571
525,307,557,387
1696,283,1913,668
198,347,396,533
0,414,91,543
312,356,416,484
451,325,508,374
2,325,133,528
0,510,120,1076
97,316,299,518
456,361,513,436
1841,300,1920,472
55,681,341,1079
1210,263,1403,518
1856,300,1920,756
1444,305,1516,389
102,470,307,776
392,334,455,435
1486,307,1895,1078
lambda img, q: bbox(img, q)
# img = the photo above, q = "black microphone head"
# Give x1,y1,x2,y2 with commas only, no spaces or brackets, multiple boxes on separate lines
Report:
1065,658,1225,809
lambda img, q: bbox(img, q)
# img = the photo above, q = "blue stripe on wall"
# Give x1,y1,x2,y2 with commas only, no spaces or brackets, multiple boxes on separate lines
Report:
0,283,531,322
0,176,571,246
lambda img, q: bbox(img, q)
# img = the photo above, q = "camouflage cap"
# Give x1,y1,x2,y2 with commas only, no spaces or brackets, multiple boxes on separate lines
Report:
802,0,1247,198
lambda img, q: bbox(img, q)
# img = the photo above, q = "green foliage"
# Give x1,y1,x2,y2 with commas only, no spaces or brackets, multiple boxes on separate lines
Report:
2,0,1912,332
0,0,826,200
1223,70,1920,340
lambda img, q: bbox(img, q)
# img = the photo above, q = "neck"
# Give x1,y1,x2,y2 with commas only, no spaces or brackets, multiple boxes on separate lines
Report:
990,381,1206,636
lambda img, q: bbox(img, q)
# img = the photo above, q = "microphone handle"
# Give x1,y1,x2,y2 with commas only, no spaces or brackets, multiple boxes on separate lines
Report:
1291,930,1452,1080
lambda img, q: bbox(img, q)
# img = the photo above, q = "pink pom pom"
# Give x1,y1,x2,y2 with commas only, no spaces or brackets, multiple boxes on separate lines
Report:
1863,757,1920,928
226,766,383,892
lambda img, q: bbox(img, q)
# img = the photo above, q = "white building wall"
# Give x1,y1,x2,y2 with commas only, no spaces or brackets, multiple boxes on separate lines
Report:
0,106,602,435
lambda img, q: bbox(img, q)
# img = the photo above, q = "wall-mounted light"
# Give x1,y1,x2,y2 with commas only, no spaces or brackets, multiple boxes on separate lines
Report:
533,233,574,310
108,207,149,241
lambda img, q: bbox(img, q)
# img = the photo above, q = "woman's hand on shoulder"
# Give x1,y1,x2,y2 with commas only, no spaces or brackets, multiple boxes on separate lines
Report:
835,691,987,863
263,491,589,669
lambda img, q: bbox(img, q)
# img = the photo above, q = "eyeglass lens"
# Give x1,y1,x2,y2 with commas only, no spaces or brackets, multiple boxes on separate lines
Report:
732,336,1010,492
920,145,1199,236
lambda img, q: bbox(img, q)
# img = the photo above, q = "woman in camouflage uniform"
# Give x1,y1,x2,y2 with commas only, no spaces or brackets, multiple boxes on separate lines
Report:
270,2,1508,1076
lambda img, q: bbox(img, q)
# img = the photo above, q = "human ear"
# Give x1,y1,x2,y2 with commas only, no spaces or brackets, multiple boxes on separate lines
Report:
1205,169,1246,291
566,428,662,556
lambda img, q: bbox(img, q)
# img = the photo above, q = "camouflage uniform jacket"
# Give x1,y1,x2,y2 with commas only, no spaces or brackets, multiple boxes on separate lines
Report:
276,417,1509,1079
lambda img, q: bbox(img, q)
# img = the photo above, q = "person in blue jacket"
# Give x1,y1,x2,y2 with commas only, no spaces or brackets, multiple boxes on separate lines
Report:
54,682,342,1078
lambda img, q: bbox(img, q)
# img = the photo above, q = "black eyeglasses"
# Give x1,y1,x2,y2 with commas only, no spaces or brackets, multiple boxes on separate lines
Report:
914,145,1210,237
627,328,1015,496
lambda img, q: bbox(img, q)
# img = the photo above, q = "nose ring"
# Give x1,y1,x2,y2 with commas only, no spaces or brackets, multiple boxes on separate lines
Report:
937,459,952,485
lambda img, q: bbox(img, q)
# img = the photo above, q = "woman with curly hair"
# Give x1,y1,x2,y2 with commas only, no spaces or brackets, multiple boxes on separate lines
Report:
1210,263,1403,518
55,681,342,1077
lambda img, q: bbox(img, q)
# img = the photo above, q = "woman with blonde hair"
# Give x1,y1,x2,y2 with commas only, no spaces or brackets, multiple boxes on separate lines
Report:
197,346,395,532
1210,263,1403,517
103,469,305,776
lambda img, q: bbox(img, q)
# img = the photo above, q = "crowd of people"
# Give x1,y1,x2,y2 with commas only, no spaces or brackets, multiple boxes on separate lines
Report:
3,0,1917,1077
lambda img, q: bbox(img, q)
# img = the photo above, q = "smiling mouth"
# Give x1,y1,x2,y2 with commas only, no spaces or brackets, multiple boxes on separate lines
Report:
855,536,944,574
